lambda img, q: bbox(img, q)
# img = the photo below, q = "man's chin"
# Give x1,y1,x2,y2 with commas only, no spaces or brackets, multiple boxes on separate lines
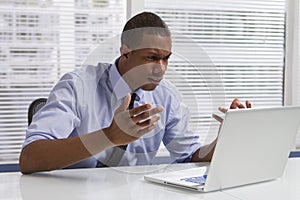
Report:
140,83,159,91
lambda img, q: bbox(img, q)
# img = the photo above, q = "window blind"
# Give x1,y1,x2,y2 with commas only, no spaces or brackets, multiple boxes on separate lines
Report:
0,0,126,164
145,0,285,151
291,0,300,149
0,0,289,164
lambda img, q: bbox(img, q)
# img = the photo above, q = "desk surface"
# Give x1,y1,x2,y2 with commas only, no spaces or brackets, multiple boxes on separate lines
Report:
0,158,299,200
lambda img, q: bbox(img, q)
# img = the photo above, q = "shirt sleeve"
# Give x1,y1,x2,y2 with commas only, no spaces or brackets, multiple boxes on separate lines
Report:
23,73,81,148
162,92,202,163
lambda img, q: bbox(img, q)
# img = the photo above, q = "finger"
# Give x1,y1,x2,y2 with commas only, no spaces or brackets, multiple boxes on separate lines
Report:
129,104,152,117
116,93,131,113
230,98,245,109
212,114,223,123
230,98,239,109
237,104,245,109
246,100,252,108
218,107,227,113
131,106,163,123
136,115,161,127
135,124,156,137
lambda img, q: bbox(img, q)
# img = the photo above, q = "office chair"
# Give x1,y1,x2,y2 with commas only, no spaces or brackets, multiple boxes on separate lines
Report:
28,98,47,126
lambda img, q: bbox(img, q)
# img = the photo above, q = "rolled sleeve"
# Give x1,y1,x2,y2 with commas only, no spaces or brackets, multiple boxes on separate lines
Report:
23,73,81,149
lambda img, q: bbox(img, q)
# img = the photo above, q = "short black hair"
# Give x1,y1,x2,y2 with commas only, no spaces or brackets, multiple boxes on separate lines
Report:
121,12,171,49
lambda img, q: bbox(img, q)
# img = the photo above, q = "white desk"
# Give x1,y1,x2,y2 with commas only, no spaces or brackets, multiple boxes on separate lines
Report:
222,157,300,200
0,158,299,200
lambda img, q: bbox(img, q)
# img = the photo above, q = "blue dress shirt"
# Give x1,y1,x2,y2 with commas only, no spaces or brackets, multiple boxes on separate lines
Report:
23,60,201,168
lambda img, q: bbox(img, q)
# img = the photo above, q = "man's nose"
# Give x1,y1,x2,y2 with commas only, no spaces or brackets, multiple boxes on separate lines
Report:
153,60,166,74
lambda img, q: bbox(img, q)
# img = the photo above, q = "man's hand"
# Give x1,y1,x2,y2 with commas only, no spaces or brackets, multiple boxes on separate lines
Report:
212,98,252,123
194,98,252,162
229,98,252,109
104,93,163,146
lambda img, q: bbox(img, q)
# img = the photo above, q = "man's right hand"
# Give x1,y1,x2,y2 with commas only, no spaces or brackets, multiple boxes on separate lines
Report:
104,93,163,146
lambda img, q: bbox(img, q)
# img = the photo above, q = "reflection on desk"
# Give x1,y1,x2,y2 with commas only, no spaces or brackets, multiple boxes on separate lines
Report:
0,158,299,200
21,163,234,200
1,162,233,200
221,158,300,200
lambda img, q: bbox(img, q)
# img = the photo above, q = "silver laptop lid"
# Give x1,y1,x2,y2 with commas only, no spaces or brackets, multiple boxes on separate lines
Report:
204,106,300,192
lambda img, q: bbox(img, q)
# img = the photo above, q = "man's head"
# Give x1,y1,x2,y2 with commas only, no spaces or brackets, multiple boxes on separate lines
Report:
119,12,172,91
121,12,171,50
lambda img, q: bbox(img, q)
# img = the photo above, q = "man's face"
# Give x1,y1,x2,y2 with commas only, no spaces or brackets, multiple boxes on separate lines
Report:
121,34,172,91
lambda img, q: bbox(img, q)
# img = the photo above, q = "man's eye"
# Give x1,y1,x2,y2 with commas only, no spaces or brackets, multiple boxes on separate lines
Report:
163,56,170,61
147,56,159,61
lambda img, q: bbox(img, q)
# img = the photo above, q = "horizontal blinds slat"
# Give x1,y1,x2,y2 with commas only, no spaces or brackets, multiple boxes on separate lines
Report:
0,149,21,153
0,135,24,139
0,140,24,145
168,21,284,27
167,71,283,74
146,0,284,11
1,43,285,48
0,132,27,136
0,7,123,13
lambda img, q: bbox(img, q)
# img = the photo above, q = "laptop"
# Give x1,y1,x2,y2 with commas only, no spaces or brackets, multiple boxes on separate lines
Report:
144,106,300,192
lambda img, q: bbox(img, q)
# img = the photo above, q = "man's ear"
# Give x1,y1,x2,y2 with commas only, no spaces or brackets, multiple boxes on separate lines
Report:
120,44,130,59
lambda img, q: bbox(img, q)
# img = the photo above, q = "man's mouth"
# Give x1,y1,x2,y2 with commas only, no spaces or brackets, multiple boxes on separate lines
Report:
148,77,163,83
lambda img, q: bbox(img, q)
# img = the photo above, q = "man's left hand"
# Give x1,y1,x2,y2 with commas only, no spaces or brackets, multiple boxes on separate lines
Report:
213,98,252,123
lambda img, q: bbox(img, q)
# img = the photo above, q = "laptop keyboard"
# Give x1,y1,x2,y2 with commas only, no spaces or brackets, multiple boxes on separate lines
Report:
180,175,207,184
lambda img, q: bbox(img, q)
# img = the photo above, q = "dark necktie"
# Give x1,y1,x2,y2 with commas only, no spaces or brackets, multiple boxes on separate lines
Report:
129,92,137,109
105,93,137,166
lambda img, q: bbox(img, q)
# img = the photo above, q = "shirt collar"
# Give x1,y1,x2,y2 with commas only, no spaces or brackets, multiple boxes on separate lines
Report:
134,88,143,102
109,60,131,100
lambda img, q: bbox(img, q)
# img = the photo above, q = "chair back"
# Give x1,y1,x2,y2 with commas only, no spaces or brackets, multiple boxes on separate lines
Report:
28,98,47,126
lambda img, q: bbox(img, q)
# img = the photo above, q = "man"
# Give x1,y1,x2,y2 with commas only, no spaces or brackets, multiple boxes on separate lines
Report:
19,12,250,174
